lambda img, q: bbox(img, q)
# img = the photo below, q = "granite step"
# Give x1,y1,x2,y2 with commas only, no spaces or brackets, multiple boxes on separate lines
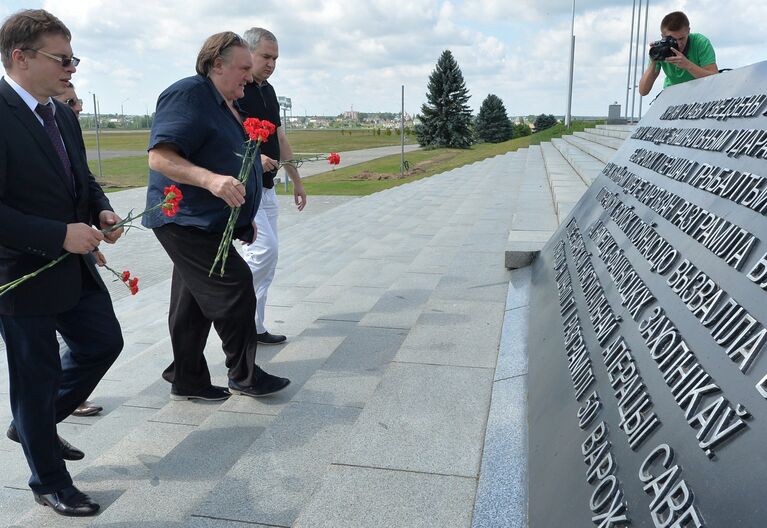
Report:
551,137,605,185
504,148,558,269
561,133,617,164
594,123,636,139
573,130,626,150
540,141,588,223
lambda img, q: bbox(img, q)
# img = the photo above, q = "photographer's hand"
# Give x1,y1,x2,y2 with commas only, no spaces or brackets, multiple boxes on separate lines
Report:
666,48,719,80
665,48,693,71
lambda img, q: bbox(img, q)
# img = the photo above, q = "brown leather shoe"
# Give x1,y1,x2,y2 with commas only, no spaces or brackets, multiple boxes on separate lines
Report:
72,401,103,417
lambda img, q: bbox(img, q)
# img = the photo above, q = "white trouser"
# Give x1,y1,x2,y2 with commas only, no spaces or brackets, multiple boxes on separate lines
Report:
243,187,279,334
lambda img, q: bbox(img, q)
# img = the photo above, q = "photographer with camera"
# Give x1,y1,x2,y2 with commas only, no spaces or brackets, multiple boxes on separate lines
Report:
638,11,717,96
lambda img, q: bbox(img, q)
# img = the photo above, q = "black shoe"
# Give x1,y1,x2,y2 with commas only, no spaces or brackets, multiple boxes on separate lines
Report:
34,485,99,516
7,424,84,461
256,331,287,345
170,384,231,401
229,370,291,398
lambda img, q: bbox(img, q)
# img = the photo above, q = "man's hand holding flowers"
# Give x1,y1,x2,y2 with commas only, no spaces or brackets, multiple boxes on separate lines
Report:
99,210,124,243
209,118,276,276
0,186,183,298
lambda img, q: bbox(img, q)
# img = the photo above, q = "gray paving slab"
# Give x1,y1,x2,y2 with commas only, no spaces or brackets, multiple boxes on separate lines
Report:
294,325,408,408
359,272,442,329
471,376,528,528
320,325,408,372
257,300,337,338
318,285,389,323
339,362,493,477
84,412,273,527
294,465,476,528
0,486,31,527
430,276,510,303
217,330,347,416
186,517,281,528
12,420,195,525
395,300,504,369
406,245,457,275
292,369,382,409
196,402,360,527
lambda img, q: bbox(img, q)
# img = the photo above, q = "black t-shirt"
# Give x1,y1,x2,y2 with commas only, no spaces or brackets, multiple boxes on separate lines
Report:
239,81,282,188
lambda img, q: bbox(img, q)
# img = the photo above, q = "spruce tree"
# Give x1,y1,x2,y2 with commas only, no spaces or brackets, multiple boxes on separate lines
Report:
475,94,513,143
416,50,473,149
534,113,558,131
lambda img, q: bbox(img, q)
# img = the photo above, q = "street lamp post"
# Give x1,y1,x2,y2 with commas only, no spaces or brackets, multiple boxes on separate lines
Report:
565,0,576,128
90,92,103,180
121,97,130,128
400,85,405,178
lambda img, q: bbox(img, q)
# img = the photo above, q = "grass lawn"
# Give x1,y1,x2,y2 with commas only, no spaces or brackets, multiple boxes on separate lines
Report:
88,121,604,194
83,131,150,151
83,128,414,152
279,121,603,196
89,156,148,191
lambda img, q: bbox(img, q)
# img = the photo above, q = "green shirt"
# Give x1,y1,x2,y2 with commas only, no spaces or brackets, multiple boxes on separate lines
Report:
657,33,716,87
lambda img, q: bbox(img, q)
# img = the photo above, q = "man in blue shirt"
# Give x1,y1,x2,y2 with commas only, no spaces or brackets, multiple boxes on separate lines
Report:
143,32,290,400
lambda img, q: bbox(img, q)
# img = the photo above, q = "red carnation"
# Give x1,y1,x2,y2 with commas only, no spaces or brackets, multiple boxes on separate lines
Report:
243,118,276,143
162,201,180,217
121,270,130,282
327,152,341,165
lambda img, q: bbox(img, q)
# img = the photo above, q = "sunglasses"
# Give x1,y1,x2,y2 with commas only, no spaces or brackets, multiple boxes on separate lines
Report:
65,98,83,107
24,48,81,67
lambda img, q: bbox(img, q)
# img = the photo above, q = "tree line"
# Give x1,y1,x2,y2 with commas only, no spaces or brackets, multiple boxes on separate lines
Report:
415,50,558,149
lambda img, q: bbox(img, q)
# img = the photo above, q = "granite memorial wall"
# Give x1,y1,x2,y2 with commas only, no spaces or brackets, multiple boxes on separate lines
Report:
528,61,767,527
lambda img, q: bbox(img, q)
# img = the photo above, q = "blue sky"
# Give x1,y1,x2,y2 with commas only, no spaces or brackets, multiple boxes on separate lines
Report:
1,0,764,118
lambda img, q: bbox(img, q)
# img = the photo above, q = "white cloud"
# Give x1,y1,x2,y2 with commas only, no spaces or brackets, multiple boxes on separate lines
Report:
0,0,763,118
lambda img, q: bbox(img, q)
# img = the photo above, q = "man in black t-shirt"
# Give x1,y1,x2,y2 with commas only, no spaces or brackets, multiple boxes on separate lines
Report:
240,27,307,345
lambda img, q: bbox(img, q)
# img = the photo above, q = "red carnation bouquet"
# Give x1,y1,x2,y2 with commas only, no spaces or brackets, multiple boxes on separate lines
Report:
0,185,183,298
209,118,276,277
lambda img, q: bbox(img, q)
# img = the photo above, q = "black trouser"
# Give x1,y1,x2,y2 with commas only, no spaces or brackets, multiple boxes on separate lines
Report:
0,269,122,493
153,223,259,390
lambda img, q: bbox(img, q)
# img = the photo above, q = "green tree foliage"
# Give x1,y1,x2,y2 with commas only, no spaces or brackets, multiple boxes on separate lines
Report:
512,122,532,138
416,50,473,149
534,114,557,131
475,94,513,143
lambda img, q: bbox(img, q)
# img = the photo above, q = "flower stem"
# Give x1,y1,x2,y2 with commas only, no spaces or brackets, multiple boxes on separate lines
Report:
0,253,70,298
209,139,260,277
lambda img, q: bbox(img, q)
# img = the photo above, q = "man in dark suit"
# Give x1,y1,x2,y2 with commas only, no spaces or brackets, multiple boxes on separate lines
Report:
0,9,124,516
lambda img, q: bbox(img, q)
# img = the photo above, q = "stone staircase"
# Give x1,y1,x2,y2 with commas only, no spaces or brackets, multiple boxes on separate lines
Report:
505,124,633,267
0,123,632,527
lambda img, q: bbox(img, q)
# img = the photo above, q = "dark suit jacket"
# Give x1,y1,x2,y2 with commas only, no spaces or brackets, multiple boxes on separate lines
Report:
0,77,112,316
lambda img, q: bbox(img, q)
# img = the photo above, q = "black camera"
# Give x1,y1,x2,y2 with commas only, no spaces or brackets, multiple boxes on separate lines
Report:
649,36,679,61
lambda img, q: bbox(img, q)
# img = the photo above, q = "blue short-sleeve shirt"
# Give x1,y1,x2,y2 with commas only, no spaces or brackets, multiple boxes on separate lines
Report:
141,74,262,235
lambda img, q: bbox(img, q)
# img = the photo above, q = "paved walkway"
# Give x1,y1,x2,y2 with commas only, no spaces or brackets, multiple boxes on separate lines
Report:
0,125,631,527
0,151,517,527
